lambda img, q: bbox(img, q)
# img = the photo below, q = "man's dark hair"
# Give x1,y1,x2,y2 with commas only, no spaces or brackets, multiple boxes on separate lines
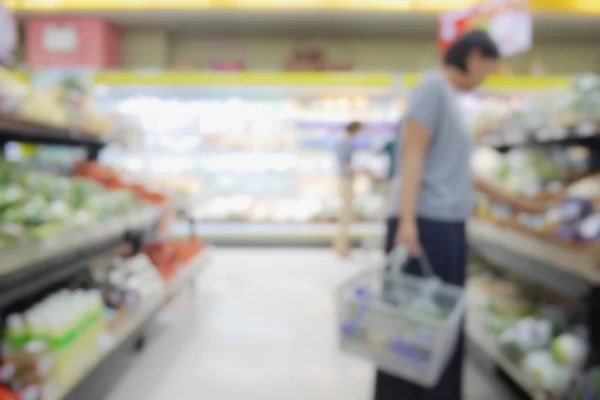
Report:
444,29,500,73
346,121,362,133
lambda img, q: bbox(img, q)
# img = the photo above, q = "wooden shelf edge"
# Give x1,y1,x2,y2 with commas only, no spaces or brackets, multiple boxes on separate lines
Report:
468,219,600,284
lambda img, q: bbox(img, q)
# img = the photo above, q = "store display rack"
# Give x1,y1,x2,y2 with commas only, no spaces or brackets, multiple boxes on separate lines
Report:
0,117,108,160
469,124,600,398
466,311,552,400
468,219,596,298
0,122,208,400
0,206,162,309
479,121,600,152
44,250,210,400
467,222,592,399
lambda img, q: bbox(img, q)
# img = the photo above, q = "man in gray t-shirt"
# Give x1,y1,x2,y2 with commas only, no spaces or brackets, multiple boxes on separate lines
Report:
388,71,473,221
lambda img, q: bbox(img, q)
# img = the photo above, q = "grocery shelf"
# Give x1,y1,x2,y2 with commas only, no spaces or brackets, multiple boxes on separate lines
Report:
0,117,107,159
43,249,210,400
0,206,161,278
172,221,384,246
0,206,163,308
466,311,551,400
479,122,600,152
468,219,597,297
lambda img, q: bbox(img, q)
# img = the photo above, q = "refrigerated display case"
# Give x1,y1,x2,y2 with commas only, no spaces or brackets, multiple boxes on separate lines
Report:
94,72,403,244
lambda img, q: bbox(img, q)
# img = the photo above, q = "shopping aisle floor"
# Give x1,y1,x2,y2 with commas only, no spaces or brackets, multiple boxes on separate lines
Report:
105,248,518,400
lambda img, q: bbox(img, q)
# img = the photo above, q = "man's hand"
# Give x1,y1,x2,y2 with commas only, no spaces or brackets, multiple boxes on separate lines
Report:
515,197,546,214
474,174,547,215
395,219,420,257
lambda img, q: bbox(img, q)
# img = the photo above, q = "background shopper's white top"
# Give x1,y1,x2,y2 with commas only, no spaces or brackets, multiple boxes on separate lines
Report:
337,136,354,179
388,71,474,222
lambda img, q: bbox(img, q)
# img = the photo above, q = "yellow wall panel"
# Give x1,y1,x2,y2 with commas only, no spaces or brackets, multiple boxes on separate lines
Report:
121,29,169,69
117,30,600,75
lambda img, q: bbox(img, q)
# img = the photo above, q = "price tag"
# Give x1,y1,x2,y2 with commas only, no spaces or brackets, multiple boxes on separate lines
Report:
577,122,596,137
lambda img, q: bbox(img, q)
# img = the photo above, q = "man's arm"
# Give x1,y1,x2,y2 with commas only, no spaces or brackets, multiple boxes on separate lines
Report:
474,174,545,214
399,121,430,221
395,120,431,255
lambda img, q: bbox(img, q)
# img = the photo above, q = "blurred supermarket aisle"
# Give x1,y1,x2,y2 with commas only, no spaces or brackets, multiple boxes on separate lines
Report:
105,248,517,400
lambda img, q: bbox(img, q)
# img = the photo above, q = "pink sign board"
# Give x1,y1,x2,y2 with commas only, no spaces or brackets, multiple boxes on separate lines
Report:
26,17,120,69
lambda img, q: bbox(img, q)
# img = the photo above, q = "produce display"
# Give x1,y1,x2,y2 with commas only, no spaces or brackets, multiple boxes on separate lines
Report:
0,68,66,129
144,237,206,281
74,161,168,205
0,240,206,400
472,145,600,246
0,71,207,400
2,289,106,399
0,67,116,136
474,74,600,145
90,254,166,314
0,163,138,247
468,274,590,396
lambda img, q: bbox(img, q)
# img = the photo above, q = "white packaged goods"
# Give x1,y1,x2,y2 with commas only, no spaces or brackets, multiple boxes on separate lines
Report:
337,247,465,388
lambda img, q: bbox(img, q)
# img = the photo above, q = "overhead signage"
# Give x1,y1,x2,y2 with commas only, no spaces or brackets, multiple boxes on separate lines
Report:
439,0,532,57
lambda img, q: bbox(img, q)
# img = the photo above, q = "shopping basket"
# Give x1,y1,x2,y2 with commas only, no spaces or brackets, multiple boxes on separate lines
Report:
337,246,466,387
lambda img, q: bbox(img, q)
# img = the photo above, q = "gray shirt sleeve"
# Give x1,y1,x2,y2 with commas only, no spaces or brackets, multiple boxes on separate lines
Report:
404,74,444,138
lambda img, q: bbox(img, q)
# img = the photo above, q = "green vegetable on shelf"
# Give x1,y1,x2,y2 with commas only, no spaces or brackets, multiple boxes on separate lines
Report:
0,162,142,247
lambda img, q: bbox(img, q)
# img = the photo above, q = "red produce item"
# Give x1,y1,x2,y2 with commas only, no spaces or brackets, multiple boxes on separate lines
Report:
144,238,206,281
74,162,169,204
0,387,19,400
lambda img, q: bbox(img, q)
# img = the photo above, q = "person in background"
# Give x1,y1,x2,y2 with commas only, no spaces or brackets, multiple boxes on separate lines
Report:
334,121,363,257
382,136,397,183
375,30,544,400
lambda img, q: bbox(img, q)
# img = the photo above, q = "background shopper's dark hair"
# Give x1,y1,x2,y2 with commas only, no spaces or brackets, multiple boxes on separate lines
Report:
346,121,362,133
444,29,500,73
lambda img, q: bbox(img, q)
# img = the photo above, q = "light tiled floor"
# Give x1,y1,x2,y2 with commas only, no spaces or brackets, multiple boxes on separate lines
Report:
105,248,518,400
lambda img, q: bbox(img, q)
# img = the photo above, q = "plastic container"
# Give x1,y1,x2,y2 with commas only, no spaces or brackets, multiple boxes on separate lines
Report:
337,246,466,388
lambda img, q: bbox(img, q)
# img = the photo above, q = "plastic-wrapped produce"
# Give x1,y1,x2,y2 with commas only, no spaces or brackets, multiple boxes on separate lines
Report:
0,67,27,115
567,175,600,199
499,317,552,357
522,350,572,393
552,333,587,368
560,198,595,225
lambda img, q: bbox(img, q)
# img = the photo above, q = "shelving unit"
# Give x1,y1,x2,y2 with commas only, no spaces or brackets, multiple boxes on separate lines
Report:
44,250,210,400
0,114,209,400
0,206,162,308
469,110,600,397
466,311,552,400
468,219,596,297
0,117,108,160
478,121,600,152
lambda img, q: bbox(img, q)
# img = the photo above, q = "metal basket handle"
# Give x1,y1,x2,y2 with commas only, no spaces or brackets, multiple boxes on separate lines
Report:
386,245,435,279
